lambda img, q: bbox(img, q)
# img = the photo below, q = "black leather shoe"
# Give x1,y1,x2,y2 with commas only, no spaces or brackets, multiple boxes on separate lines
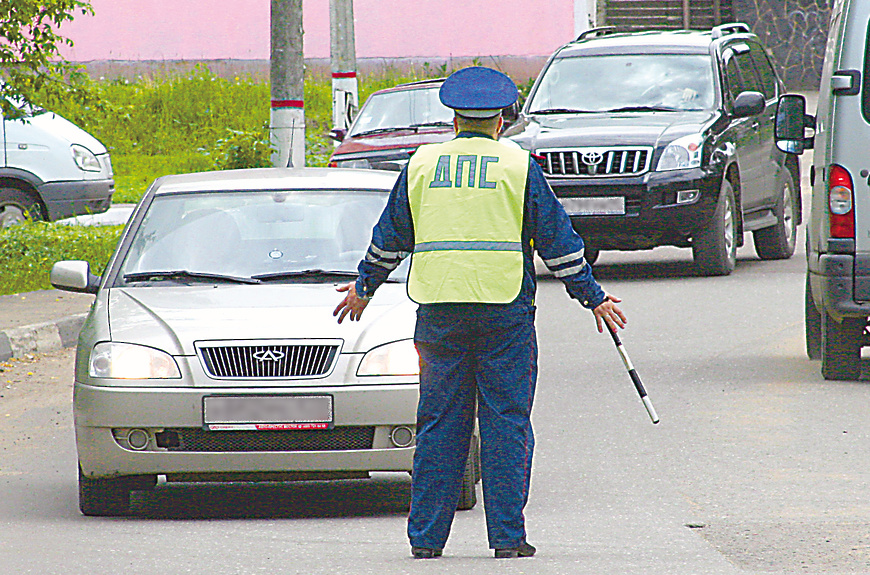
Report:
494,541,536,558
411,546,442,559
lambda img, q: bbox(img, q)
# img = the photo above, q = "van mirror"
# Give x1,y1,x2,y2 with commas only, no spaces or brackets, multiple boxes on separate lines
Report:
775,94,815,154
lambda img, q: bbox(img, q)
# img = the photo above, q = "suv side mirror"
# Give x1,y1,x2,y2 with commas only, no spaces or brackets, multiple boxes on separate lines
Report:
774,94,815,154
501,102,520,128
328,128,347,143
732,91,765,118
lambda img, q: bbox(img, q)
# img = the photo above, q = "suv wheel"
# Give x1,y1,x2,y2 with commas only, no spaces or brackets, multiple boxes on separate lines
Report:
805,273,821,360
584,243,600,266
0,187,43,227
753,170,797,260
456,438,479,511
692,179,737,276
821,312,864,381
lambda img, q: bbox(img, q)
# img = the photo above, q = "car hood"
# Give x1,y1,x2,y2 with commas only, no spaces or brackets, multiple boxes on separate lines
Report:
507,111,714,150
106,283,417,356
333,128,454,156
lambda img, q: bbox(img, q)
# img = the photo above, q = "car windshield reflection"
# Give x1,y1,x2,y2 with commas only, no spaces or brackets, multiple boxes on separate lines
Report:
348,86,453,137
529,54,716,112
116,189,407,285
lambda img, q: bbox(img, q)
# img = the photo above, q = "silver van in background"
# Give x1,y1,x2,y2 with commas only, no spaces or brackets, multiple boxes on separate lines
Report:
1,104,114,226
776,0,870,380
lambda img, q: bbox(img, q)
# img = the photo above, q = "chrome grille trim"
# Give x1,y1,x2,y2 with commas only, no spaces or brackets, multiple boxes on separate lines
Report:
538,147,653,177
195,339,342,380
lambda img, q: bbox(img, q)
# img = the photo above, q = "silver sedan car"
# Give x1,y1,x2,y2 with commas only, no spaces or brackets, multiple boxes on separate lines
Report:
51,168,480,516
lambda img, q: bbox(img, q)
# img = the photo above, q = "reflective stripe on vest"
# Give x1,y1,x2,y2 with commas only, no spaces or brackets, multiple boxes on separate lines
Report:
406,137,529,304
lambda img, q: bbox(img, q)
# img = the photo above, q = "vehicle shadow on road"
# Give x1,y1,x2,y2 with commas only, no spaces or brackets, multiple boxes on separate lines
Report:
128,474,412,520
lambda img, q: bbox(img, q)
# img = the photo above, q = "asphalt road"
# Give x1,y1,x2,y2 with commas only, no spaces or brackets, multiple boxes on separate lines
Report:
4,221,870,574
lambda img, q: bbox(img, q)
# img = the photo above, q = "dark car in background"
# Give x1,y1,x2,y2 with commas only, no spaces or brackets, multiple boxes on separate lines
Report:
328,79,454,172
504,23,801,275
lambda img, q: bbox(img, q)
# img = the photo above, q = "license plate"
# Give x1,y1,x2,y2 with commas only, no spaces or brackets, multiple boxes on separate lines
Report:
560,196,625,216
203,395,333,431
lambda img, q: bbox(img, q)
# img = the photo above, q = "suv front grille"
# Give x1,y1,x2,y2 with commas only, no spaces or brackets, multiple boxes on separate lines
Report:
196,340,341,380
539,147,653,177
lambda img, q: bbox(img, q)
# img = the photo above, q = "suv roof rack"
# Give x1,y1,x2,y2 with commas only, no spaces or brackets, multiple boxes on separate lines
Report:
711,22,751,39
574,26,618,42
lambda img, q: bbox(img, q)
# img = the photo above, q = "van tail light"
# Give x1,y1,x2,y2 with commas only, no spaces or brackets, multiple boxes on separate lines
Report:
829,164,855,239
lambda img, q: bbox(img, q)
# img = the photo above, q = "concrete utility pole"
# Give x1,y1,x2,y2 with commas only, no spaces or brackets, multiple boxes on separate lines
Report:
330,0,359,137
270,0,305,168
574,0,590,37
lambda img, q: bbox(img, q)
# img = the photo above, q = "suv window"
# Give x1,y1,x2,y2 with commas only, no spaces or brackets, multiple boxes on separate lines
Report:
527,53,715,113
749,43,778,100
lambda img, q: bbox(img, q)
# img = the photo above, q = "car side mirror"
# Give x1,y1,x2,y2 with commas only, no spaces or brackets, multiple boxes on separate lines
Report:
732,91,765,118
328,128,347,143
774,94,815,154
501,102,520,128
50,260,100,294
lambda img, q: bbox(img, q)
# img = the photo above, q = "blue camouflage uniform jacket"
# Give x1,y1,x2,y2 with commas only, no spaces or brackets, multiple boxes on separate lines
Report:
355,132,607,311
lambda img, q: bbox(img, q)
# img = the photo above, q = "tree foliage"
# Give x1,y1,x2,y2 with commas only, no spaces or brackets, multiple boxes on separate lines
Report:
0,0,94,114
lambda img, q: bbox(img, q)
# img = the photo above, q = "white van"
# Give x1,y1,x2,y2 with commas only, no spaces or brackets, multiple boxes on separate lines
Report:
776,0,870,380
1,104,114,226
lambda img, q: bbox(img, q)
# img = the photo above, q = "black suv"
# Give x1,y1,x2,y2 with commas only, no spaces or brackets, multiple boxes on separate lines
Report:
504,23,801,275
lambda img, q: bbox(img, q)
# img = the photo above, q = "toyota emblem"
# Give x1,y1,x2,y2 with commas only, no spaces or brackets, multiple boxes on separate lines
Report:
253,349,285,362
581,151,603,166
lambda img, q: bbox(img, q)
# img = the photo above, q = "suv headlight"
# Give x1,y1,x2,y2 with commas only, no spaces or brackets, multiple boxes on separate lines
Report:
656,134,704,171
89,342,181,379
357,339,419,376
71,144,102,172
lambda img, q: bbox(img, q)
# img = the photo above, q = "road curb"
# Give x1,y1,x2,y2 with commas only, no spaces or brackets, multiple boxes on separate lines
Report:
0,314,86,361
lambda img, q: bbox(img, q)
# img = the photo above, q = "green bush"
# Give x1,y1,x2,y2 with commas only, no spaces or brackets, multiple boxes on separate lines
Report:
0,221,123,295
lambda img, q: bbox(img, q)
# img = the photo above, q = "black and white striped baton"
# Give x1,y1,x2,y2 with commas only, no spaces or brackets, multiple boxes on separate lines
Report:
606,324,659,424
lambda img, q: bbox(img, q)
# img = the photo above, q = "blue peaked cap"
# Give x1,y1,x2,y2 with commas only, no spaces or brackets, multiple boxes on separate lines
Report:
439,67,518,118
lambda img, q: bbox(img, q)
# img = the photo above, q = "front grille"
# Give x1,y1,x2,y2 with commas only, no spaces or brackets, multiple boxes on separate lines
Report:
196,340,341,380
165,426,375,452
540,147,652,177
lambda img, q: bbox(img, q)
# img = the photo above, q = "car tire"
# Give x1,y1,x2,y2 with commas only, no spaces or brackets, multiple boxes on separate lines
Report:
821,312,864,381
693,179,737,276
805,273,822,361
457,438,479,511
584,243,600,266
753,170,797,260
78,464,155,516
0,187,44,227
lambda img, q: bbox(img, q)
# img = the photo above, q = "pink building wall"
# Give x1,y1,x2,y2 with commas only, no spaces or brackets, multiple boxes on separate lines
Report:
58,0,576,62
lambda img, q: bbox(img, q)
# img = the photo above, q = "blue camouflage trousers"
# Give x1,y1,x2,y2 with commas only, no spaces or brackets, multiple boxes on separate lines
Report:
407,303,537,550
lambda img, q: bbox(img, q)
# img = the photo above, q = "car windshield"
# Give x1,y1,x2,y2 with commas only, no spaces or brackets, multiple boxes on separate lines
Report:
348,86,453,136
528,54,716,113
116,189,408,284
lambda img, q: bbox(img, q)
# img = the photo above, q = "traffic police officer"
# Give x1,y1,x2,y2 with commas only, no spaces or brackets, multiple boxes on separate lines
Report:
334,66,626,559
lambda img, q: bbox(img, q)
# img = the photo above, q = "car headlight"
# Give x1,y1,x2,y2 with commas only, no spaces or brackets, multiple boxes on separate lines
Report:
89,342,181,379
71,144,102,172
357,339,419,376
336,158,371,169
656,134,703,171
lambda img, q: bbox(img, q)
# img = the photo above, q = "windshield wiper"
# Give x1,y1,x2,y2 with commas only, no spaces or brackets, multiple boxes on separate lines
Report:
605,105,679,113
352,126,417,137
252,269,359,282
529,108,595,115
124,270,261,284
410,121,452,128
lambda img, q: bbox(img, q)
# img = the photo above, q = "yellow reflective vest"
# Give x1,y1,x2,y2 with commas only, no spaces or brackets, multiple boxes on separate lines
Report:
406,136,530,304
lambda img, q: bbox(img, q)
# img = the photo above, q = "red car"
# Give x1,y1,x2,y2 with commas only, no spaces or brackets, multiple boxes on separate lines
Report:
328,79,455,171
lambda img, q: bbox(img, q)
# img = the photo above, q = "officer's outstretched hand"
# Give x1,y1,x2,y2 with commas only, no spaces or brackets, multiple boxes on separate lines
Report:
334,282,370,324
593,293,626,333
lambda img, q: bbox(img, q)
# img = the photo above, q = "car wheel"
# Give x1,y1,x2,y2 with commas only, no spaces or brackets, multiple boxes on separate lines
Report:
821,312,864,381
78,464,155,516
805,273,821,361
692,178,737,276
456,438,479,511
752,170,797,260
0,187,43,227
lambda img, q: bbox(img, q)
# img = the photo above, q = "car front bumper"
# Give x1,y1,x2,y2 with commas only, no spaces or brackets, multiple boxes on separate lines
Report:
547,166,722,250
75,381,419,478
